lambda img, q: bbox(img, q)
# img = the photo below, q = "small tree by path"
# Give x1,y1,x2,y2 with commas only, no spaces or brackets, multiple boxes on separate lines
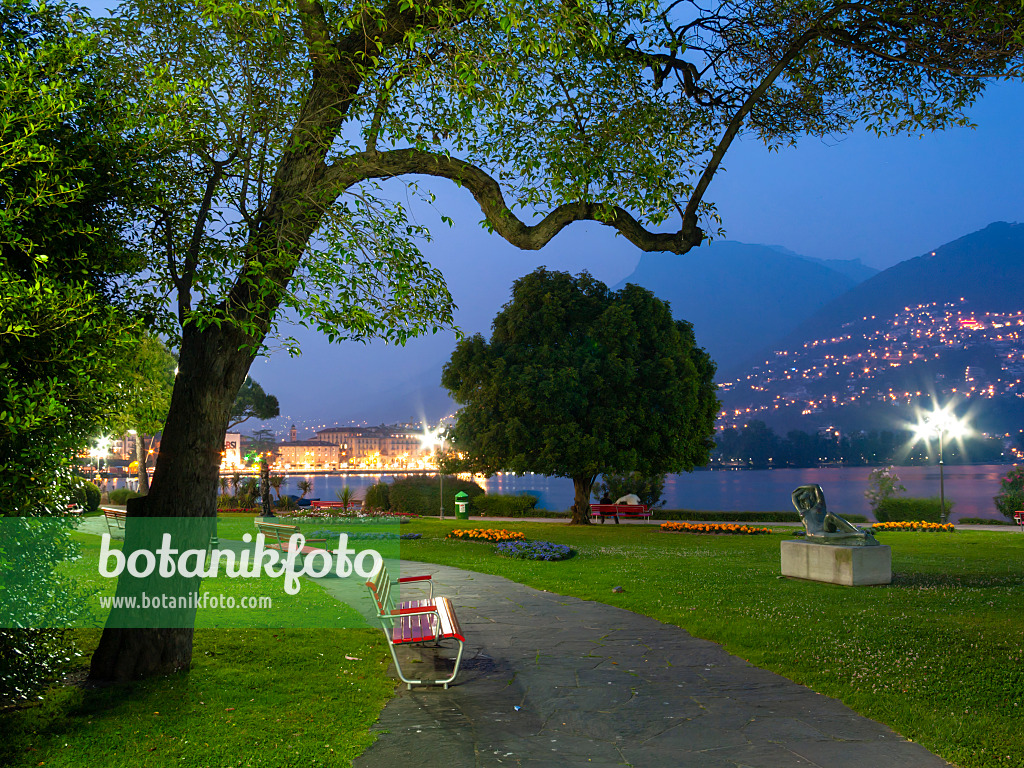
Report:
865,466,906,516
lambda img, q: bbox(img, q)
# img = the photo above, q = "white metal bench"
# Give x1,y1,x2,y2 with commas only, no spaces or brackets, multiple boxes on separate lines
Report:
365,564,465,689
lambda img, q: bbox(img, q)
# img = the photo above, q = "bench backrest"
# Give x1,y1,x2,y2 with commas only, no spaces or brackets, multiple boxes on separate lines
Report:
255,521,300,546
365,564,395,617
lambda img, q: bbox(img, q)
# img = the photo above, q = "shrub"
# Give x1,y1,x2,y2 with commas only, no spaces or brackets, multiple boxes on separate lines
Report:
387,475,484,516
993,465,1024,520
70,479,101,513
875,497,950,523
471,494,538,517
108,488,144,505
363,482,390,511
865,466,906,512
495,540,573,560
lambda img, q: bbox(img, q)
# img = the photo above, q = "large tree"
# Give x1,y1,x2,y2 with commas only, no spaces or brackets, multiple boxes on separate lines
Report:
441,268,717,523
85,0,1023,680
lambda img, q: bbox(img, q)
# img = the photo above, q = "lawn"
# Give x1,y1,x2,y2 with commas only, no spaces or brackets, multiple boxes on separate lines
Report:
3,518,1021,768
395,519,1023,768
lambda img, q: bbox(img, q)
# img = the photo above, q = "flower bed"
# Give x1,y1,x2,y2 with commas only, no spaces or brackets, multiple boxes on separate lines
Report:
495,540,573,561
446,528,525,543
307,529,399,541
661,521,772,535
871,521,955,532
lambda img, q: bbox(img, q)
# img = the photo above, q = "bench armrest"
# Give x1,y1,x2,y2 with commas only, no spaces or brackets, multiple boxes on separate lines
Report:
397,574,432,584
391,605,438,616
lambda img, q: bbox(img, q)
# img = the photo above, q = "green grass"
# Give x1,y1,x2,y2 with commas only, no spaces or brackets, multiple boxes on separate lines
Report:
0,532,398,767
394,519,1024,768
0,627,394,767
4,519,1021,768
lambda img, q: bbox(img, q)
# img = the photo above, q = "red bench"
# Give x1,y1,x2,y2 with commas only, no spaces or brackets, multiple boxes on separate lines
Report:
310,500,358,510
365,564,465,689
590,503,650,524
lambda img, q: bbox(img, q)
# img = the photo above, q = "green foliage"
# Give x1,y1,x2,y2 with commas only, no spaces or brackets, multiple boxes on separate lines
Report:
864,466,906,511
70,480,101,514
387,475,484,516
875,497,950,523
593,472,667,508
993,464,1024,520
334,485,356,510
0,629,80,708
471,494,539,517
227,377,280,429
443,269,718,521
363,483,390,511
108,488,144,505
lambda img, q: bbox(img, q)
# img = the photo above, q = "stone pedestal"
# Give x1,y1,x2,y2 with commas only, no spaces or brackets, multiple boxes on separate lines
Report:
780,540,891,586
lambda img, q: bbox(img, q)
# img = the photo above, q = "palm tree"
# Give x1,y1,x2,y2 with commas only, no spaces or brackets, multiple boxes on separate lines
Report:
297,479,312,499
335,485,354,511
269,474,284,502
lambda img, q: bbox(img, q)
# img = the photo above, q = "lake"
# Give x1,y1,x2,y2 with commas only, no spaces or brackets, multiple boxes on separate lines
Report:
269,464,1013,521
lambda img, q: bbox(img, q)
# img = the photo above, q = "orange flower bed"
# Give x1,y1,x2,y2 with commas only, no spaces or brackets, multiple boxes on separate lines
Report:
871,521,955,532
660,521,772,535
446,528,526,543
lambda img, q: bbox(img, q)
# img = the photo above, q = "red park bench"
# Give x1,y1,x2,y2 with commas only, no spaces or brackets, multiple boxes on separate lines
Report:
365,564,465,689
590,503,651,524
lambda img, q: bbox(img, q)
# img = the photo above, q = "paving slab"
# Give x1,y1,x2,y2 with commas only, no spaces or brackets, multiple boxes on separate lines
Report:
354,562,951,768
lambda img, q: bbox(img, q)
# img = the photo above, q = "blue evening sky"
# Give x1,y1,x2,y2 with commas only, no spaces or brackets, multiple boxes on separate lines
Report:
78,3,1024,428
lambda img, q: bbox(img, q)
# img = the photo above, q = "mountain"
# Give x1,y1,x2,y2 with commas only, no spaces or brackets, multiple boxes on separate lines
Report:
613,240,877,375
780,221,1024,347
719,221,1024,437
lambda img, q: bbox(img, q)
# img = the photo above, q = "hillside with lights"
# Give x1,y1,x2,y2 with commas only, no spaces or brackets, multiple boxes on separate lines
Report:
716,222,1024,455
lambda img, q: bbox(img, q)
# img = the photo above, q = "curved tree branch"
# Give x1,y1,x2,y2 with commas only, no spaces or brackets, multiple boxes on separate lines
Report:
328,149,704,254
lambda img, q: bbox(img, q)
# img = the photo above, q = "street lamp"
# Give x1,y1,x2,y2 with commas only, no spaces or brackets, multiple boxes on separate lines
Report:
418,425,448,519
913,406,967,524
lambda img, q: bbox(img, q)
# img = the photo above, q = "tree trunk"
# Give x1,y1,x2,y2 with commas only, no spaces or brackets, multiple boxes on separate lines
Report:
569,475,595,525
88,323,254,682
134,431,150,494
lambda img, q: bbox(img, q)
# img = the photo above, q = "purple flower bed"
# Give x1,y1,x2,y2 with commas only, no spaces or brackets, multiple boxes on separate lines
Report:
495,540,573,561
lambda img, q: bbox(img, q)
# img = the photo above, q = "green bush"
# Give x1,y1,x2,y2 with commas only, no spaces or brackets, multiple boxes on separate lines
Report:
993,465,1024,520
108,488,144,505
875,497,949,523
471,494,538,517
363,482,390,511
70,479,101,513
388,475,484,516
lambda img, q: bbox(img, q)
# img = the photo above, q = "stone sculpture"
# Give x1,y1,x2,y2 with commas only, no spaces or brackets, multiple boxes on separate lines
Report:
791,484,878,546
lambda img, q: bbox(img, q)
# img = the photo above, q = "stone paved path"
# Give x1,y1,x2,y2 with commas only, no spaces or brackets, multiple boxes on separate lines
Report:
355,562,951,768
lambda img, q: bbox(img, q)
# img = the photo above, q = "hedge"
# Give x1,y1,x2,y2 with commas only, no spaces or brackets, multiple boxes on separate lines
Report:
471,494,539,517
370,476,485,516
875,497,950,523
109,488,144,505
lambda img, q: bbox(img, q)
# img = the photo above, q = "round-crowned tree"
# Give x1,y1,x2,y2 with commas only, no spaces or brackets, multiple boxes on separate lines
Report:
442,268,719,524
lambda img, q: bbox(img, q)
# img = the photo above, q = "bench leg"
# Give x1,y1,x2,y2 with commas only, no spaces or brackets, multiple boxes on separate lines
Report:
436,638,465,689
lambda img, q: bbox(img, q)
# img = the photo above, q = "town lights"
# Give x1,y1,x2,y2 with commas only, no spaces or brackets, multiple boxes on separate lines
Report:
912,405,968,524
